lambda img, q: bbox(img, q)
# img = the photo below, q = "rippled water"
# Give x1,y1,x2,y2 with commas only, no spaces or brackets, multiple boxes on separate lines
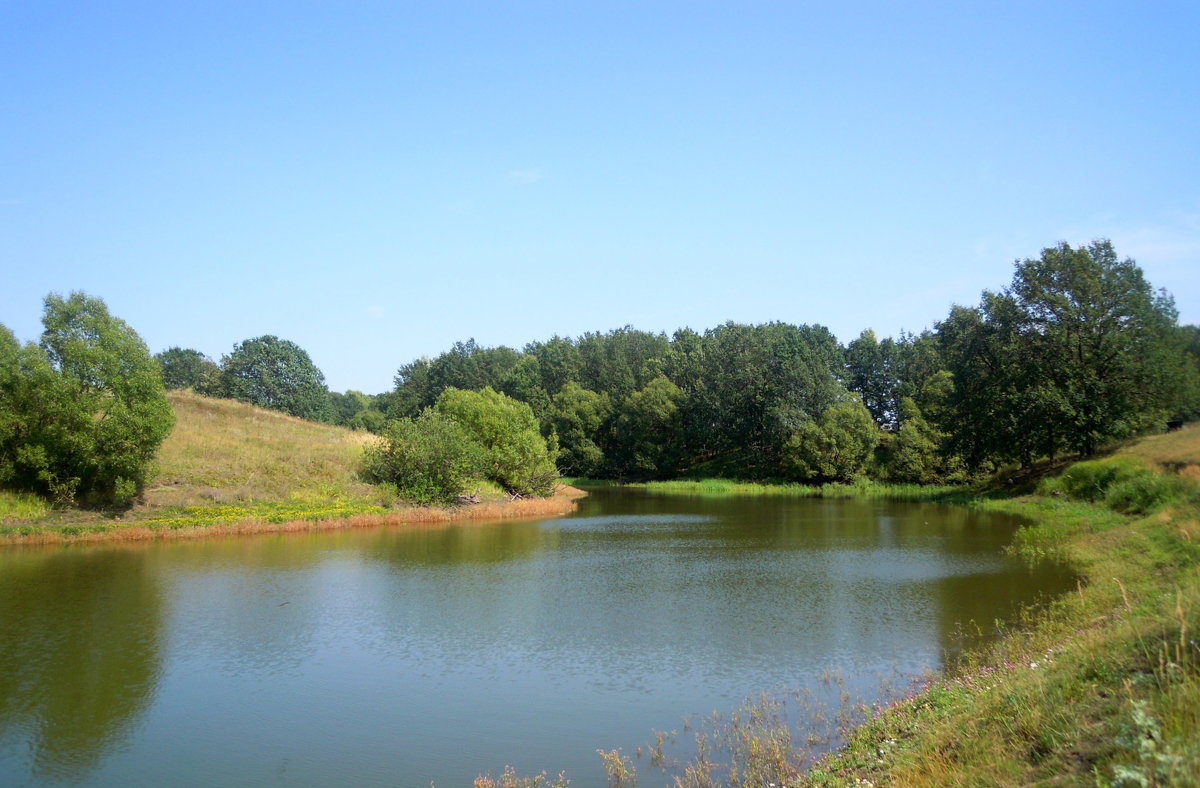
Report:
0,488,1074,787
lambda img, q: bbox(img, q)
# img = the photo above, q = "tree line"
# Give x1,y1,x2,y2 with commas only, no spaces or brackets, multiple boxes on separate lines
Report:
152,240,1200,484
4,239,1198,507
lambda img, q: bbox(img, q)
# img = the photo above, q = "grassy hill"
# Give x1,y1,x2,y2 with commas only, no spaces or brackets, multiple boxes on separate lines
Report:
146,390,377,507
0,391,581,542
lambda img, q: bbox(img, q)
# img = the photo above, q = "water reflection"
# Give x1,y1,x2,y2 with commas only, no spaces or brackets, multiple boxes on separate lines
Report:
0,547,163,783
0,490,1075,787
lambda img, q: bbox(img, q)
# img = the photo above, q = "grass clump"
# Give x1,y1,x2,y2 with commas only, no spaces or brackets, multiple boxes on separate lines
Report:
1040,454,1195,515
0,490,49,520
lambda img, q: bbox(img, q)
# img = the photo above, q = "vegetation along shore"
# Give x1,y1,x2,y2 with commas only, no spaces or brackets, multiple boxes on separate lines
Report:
0,390,584,545
1,239,1199,783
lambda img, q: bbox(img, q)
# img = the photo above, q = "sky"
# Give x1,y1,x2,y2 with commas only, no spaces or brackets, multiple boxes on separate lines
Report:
2,1,1198,394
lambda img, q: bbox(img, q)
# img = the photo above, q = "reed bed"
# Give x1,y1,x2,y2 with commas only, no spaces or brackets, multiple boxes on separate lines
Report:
617,478,969,502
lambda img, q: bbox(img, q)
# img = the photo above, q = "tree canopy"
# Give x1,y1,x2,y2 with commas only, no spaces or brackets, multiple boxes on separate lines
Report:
0,292,175,505
220,335,335,423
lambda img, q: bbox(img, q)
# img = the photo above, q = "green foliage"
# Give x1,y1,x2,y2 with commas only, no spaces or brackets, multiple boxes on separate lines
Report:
220,335,335,422
1040,455,1190,515
940,240,1179,467
154,347,222,394
783,397,880,483
360,411,485,505
879,397,964,483
347,408,387,433
0,292,175,506
435,387,559,497
607,376,682,479
548,382,611,476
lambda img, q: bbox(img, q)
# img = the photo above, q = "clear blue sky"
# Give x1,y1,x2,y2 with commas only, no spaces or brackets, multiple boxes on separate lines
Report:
3,1,1197,394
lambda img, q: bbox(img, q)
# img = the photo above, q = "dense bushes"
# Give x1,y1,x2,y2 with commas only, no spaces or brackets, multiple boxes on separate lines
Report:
0,293,174,506
361,411,485,505
362,387,559,504
1040,455,1194,515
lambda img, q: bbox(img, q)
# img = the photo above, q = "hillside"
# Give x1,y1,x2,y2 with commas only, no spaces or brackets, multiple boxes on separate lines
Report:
145,390,377,507
0,391,583,543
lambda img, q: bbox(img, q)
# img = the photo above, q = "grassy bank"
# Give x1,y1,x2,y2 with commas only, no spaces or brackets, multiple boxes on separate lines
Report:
619,477,969,502
0,391,583,544
571,433,1200,786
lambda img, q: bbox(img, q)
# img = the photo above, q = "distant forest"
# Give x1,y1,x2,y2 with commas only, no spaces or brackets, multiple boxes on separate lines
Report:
160,240,1200,484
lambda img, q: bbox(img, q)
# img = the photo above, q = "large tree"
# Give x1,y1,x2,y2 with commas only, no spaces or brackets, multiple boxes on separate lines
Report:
0,292,175,505
940,240,1178,464
219,335,335,422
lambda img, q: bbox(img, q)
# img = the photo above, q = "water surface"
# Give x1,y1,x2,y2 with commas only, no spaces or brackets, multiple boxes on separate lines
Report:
0,488,1073,786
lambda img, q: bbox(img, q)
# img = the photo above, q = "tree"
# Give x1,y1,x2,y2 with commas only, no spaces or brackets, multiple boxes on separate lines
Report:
606,376,683,480
155,347,221,394
434,387,559,497
845,329,897,427
940,240,1179,465
783,397,879,483
547,383,611,477
220,335,335,422
0,292,175,505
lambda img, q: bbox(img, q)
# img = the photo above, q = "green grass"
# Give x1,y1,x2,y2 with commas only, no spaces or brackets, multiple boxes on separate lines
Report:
578,476,971,502
0,490,49,521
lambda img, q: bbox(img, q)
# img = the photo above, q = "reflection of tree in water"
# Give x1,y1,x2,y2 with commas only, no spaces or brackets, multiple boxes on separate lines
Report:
0,548,162,782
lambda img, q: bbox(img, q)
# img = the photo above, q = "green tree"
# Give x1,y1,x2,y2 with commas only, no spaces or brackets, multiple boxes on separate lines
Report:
783,397,879,483
435,387,559,497
330,390,371,426
547,383,611,477
607,376,683,480
679,322,845,474
219,335,335,422
845,329,897,427
361,411,485,505
879,397,959,484
155,347,221,394
940,240,1178,465
0,293,175,505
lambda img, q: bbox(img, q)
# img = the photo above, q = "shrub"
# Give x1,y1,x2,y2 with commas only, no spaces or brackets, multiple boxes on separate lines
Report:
783,398,880,483
360,411,485,505
1044,455,1188,515
435,387,559,498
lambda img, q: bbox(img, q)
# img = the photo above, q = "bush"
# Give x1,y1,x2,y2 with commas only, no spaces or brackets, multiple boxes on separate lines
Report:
1044,455,1188,515
360,411,485,505
0,293,175,506
435,387,559,497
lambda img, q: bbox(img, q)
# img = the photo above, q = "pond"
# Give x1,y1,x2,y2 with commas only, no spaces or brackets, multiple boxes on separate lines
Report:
0,487,1074,787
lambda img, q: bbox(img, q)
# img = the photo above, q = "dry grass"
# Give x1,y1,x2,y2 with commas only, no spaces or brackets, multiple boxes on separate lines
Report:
145,390,377,506
1118,423,1200,472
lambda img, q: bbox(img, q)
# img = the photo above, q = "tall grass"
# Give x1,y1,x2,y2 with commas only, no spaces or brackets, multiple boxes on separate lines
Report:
622,478,970,502
147,390,376,506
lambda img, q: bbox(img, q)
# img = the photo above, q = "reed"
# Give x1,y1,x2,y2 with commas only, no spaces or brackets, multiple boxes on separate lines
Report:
621,478,969,502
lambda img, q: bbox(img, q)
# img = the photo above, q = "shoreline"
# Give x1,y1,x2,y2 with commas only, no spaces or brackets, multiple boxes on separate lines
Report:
0,485,587,546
